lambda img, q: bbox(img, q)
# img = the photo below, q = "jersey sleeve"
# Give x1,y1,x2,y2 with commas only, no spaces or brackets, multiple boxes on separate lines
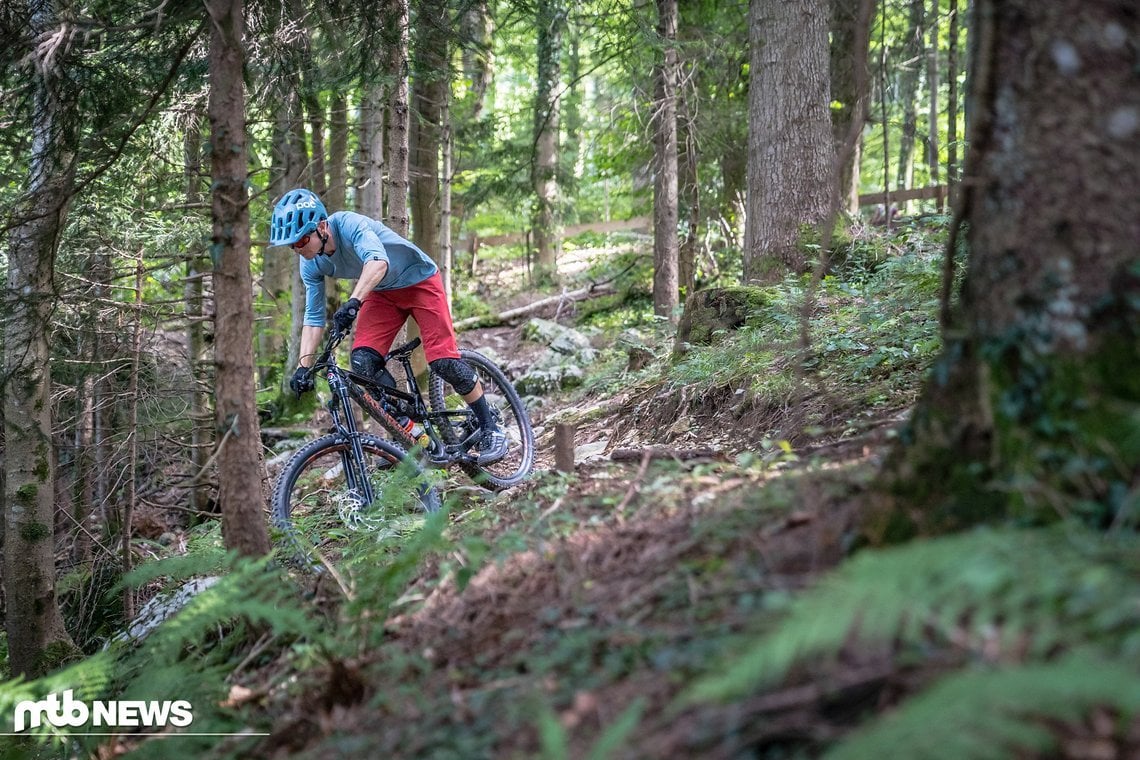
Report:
346,217,390,266
300,260,327,327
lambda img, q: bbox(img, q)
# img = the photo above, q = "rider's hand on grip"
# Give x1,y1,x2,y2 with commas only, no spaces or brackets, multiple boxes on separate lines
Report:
332,298,362,334
290,365,315,396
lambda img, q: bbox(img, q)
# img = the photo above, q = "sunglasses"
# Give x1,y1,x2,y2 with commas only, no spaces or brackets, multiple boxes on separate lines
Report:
291,233,312,250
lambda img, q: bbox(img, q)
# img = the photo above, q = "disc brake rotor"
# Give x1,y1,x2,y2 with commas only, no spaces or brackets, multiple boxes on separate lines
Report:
335,490,381,532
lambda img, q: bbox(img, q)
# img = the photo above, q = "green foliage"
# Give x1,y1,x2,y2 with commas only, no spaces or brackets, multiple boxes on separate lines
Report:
826,655,1140,760
665,234,942,405
689,525,1140,758
536,696,646,760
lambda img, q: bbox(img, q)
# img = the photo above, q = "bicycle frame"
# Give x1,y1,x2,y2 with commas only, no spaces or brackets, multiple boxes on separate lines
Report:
311,330,482,474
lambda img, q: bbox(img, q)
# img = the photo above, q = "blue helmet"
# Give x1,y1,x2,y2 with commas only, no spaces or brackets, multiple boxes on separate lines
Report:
269,188,327,246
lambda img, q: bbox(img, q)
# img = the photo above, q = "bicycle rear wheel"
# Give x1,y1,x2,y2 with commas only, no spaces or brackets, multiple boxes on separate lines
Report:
428,349,535,489
271,433,440,570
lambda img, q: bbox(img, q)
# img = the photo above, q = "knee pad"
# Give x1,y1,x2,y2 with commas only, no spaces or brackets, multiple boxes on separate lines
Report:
430,357,477,396
351,347,397,389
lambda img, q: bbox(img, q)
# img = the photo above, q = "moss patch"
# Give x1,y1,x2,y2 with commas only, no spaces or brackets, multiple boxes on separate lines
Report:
15,483,38,505
673,286,771,356
20,521,51,542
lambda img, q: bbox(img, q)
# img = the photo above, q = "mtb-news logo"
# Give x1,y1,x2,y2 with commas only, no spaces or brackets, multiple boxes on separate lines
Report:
12,690,193,733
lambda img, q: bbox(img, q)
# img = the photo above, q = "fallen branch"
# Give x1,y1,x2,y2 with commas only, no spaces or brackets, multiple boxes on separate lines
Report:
455,282,616,330
610,447,725,462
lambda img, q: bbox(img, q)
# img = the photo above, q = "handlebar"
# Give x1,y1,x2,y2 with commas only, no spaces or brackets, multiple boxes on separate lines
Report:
313,327,349,371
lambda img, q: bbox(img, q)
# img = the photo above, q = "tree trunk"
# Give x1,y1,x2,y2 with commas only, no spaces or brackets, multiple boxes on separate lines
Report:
926,0,940,205
303,90,327,198
407,0,448,377
123,252,145,622
440,76,453,302
263,86,306,390
384,0,413,372
532,0,565,282
2,0,79,676
207,0,270,557
562,22,584,191
678,74,699,298
830,0,874,215
460,0,494,121
653,0,680,321
744,0,833,281
871,0,1140,539
895,0,925,196
411,0,446,262
386,0,411,236
327,92,349,210
184,111,212,517
946,0,960,205
356,85,386,217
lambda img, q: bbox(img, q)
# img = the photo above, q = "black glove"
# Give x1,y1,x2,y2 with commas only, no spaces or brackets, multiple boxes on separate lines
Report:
290,365,315,396
332,297,363,334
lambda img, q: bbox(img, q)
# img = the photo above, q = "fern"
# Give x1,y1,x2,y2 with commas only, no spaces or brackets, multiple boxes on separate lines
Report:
128,554,317,664
688,525,1140,703
825,654,1140,760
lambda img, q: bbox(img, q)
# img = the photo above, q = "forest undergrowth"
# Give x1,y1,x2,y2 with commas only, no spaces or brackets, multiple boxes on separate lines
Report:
4,221,1139,760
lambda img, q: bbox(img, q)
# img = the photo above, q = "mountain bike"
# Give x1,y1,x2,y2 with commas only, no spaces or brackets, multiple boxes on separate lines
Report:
271,327,535,567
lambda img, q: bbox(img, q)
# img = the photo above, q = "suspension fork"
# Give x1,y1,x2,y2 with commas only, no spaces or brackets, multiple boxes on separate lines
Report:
326,371,375,504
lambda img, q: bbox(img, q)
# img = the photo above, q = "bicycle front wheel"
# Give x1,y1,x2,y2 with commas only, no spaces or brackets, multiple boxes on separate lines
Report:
271,433,440,570
428,349,535,489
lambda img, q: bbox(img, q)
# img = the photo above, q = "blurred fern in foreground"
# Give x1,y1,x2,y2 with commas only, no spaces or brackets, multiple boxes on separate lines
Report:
689,525,1140,758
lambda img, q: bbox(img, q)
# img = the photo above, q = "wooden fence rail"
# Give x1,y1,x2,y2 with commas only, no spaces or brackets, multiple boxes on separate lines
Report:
462,185,951,253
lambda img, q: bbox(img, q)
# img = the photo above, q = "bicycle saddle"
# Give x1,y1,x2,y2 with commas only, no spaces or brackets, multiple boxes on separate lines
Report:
388,337,422,359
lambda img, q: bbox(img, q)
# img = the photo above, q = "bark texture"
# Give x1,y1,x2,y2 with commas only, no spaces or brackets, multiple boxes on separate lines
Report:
183,111,212,517
895,0,925,192
532,0,565,281
461,0,494,121
872,0,1140,538
386,0,411,236
744,0,833,281
2,0,79,676
653,0,680,320
356,85,385,217
411,0,447,264
265,84,306,391
830,0,874,215
207,0,270,557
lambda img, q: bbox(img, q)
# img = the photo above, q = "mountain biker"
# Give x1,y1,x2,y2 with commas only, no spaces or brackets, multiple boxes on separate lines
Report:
269,188,507,465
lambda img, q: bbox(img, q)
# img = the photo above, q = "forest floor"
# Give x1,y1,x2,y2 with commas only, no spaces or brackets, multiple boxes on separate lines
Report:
106,227,993,759
228,237,936,759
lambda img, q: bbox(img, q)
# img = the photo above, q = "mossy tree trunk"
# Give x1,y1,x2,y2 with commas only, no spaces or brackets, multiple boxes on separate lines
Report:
2,0,79,677
871,0,1140,540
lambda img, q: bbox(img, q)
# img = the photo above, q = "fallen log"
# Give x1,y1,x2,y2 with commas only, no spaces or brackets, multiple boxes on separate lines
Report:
454,282,616,330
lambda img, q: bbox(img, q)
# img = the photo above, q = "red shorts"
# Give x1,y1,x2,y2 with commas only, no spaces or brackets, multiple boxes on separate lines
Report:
352,272,460,361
